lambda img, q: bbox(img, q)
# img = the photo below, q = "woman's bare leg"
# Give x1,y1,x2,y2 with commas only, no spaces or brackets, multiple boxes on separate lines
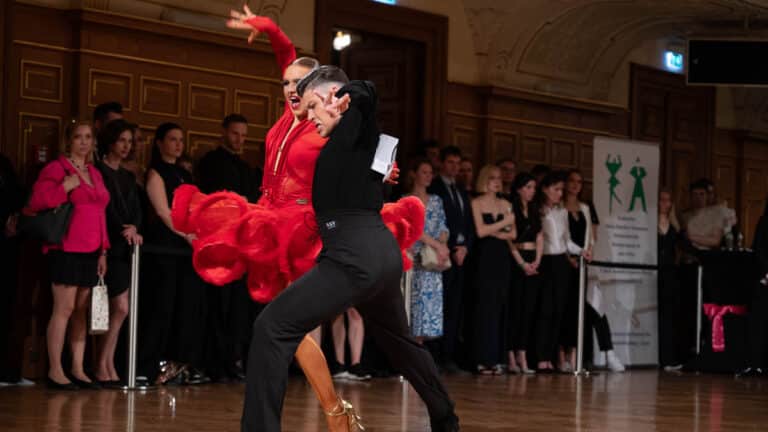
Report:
295,334,350,432
47,284,77,383
69,286,92,382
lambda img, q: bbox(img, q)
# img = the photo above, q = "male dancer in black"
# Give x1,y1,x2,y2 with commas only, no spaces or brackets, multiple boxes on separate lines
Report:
241,66,459,432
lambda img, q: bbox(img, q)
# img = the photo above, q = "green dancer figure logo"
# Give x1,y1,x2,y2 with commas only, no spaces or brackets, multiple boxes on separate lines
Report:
606,154,622,214
629,157,648,213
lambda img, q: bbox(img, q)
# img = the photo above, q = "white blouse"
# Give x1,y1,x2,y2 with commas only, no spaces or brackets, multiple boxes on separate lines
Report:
542,206,583,256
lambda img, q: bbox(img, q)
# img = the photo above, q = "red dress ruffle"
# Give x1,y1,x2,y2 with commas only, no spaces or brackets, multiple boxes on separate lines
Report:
174,18,422,302
171,185,424,303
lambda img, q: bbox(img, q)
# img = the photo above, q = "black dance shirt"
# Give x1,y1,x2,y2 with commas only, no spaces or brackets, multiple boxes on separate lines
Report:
658,225,679,268
145,160,192,254
513,205,541,243
96,161,142,258
312,81,384,216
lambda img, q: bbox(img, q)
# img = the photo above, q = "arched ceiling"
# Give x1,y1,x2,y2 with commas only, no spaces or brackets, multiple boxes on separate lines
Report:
463,0,768,101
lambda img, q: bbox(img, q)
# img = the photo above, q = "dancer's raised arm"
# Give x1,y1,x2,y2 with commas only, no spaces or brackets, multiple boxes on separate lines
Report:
227,5,296,73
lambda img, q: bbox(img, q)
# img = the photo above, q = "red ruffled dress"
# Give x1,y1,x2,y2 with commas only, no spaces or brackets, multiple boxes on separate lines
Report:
171,18,423,303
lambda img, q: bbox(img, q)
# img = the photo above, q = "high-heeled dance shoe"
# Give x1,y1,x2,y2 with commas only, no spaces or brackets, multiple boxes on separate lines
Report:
69,376,102,390
46,377,79,391
326,398,365,431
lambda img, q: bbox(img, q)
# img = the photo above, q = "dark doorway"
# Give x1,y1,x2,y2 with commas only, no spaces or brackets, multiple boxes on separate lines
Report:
315,0,448,161
332,32,425,160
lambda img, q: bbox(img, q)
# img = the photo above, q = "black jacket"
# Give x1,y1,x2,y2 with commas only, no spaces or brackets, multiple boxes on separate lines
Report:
0,153,25,241
197,146,262,203
428,176,475,251
754,203,768,277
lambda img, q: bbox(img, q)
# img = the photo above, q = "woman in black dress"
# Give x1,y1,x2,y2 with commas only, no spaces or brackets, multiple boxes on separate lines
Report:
138,122,207,385
508,173,542,374
470,165,516,375
94,119,143,385
658,187,685,370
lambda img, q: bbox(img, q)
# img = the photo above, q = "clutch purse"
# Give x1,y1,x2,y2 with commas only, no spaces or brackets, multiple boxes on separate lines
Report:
418,244,452,272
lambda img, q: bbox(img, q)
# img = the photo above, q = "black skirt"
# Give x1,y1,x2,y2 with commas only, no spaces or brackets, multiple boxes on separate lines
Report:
106,256,130,297
49,250,100,287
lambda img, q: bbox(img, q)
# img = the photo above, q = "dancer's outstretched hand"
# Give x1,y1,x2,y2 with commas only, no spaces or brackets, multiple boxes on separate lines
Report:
315,90,351,119
227,5,259,44
385,163,400,185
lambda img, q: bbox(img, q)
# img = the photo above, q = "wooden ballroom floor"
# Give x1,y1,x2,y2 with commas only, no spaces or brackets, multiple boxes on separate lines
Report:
1,371,768,431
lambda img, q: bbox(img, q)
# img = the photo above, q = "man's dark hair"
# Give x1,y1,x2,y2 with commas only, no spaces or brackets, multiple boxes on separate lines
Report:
222,113,248,129
496,157,516,166
93,102,123,126
690,177,713,192
296,65,350,97
439,145,462,162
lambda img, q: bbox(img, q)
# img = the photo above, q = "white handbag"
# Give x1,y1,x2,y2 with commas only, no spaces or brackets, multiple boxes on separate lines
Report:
418,244,452,272
89,276,110,335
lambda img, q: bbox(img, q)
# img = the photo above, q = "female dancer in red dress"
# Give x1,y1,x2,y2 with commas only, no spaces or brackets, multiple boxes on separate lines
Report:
171,7,420,431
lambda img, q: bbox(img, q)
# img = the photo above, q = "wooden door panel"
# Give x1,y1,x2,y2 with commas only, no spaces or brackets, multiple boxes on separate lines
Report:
712,155,738,208
340,35,425,161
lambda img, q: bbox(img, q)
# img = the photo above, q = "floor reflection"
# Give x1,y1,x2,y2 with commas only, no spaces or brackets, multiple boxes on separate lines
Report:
0,372,766,431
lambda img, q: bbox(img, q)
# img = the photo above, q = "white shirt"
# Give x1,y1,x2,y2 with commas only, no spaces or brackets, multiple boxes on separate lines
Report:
542,206,583,256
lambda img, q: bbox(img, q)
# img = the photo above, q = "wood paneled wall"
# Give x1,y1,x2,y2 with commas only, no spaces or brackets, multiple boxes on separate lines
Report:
2,3,304,177
713,129,768,245
443,82,631,199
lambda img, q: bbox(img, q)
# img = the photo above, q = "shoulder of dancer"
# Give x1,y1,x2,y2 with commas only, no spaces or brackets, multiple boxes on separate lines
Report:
336,80,377,118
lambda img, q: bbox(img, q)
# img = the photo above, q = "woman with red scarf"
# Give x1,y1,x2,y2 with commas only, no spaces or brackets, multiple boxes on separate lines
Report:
171,7,418,431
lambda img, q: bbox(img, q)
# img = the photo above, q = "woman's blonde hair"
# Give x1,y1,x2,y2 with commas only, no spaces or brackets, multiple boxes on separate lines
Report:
291,57,320,72
475,164,500,194
63,119,95,162
659,187,680,231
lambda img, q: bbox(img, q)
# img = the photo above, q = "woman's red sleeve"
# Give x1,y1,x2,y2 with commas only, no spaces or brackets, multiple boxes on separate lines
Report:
245,16,296,73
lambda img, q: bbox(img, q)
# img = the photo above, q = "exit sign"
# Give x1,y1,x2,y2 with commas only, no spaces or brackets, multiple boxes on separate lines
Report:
664,51,684,72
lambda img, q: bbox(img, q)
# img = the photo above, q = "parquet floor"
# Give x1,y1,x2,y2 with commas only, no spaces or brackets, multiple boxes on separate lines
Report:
2,371,768,431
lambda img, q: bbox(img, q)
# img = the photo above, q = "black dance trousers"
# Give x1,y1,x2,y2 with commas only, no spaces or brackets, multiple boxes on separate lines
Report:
441,261,465,363
0,237,21,382
583,303,614,360
137,252,207,381
658,265,684,366
241,212,455,432
508,250,542,352
205,278,252,379
536,254,571,362
748,281,768,367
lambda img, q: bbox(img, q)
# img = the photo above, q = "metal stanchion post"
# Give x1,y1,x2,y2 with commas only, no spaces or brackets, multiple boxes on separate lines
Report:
124,243,151,390
695,265,703,355
402,268,412,326
575,256,589,376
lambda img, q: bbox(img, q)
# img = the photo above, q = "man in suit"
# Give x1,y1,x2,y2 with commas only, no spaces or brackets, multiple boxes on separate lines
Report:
197,114,263,203
197,114,264,381
428,145,474,373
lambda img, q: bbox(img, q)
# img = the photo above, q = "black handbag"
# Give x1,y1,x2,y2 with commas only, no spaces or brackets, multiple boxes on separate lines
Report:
19,202,74,244
19,160,74,244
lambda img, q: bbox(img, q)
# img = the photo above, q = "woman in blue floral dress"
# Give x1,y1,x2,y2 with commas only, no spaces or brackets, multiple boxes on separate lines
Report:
408,160,450,341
